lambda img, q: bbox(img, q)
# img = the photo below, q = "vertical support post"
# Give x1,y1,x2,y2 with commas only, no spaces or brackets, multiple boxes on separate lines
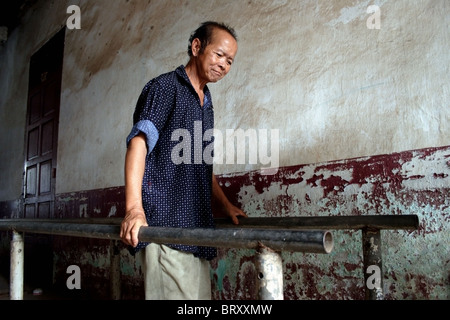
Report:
362,228,384,300
110,240,121,300
256,245,283,300
10,230,24,300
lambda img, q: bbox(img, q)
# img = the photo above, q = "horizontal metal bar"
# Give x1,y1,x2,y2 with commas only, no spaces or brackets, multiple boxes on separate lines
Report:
2,214,419,230
215,215,419,230
0,220,333,253
0,221,121,240
139,225,333,253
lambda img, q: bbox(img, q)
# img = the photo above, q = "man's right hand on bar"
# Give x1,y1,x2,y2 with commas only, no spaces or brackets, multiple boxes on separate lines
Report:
120,209,148,248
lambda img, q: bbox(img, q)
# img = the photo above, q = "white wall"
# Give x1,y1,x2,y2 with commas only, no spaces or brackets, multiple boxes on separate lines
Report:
0,0,448,197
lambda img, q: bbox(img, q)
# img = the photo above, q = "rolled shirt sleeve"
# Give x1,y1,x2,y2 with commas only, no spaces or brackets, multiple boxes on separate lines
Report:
126,120,159,155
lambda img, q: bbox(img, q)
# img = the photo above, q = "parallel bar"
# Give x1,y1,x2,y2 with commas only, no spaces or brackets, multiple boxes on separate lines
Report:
139,225,333,253
1,215,419,230
0,221,122,240
0,220,333,253
215,215,419,230
10,231,24,300
362,228,384,300
256,246,284,300
0,215,420,300
110,240,121,300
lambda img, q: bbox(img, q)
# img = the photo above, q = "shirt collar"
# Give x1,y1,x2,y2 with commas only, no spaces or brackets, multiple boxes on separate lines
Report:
176,65,212,109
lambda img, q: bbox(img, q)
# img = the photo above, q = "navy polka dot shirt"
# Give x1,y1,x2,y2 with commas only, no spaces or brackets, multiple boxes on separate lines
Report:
126,65,217,260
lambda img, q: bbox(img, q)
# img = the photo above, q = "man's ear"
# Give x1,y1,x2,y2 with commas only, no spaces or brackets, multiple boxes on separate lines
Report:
191,38,201,57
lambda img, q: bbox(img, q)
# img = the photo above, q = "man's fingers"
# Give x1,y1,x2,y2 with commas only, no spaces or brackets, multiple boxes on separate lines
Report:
120,219,148,247
232,207,248,225
130,225,141,247
120,221,136,247
238,210,248,218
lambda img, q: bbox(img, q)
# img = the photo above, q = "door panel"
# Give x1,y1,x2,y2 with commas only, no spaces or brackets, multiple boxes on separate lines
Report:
27,128,39,160
25,165,37,197
41,120,54,155
39,160,52,195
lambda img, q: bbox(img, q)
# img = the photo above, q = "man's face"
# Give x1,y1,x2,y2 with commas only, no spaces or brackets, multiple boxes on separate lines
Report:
196,28,238,83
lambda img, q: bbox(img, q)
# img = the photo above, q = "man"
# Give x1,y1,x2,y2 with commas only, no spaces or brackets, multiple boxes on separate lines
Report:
120,21,247,300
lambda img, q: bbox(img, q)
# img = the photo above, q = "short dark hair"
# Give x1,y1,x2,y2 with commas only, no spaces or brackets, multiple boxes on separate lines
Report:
188,21,237,57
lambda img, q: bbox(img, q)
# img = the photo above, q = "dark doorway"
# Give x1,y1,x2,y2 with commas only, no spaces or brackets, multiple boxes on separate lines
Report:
23,27,65,291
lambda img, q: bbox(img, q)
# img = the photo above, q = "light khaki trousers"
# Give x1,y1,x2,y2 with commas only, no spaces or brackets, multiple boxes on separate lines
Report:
144,243,212,300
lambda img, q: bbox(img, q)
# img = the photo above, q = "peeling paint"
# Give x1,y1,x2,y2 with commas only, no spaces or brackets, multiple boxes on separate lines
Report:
79,204,88,218
369,237,379,253
214,146,449,299
108,205,117,217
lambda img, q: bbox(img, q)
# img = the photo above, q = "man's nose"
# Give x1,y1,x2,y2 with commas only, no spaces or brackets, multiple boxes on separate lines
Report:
218,59,226,70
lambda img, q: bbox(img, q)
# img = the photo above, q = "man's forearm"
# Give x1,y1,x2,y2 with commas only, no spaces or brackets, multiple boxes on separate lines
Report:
125,134,147,213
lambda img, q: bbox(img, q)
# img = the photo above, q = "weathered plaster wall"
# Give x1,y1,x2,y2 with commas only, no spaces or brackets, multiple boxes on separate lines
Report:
58,0,450,191
1,0,448,198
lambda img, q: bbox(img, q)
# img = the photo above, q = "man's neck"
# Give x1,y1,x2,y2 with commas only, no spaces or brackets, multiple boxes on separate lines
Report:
185,61,207,93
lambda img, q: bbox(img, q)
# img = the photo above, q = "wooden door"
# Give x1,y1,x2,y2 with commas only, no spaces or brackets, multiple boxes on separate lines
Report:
24,28,64,219
22,28,65,290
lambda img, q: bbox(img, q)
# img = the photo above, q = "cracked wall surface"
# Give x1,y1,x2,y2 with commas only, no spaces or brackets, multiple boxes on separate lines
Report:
209,145,449,299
